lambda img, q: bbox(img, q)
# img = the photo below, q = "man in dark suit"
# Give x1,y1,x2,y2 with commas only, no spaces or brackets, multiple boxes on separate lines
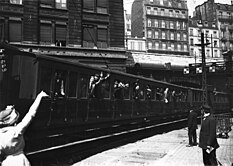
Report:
187,107,198,147
199,104,219,166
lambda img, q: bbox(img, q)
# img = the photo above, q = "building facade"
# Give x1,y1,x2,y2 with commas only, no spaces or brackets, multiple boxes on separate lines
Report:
194,0,233,56
131,0,189,56
0,0,127,71
189,18,221,61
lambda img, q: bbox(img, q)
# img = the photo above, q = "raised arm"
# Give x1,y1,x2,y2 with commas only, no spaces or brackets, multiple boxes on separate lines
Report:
16,91,48,135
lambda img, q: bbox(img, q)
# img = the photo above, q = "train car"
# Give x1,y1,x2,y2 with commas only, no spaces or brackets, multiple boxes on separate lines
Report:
0,43,231,154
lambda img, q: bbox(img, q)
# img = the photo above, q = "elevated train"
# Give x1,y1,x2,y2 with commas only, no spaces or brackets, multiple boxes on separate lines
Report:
0,44,231,154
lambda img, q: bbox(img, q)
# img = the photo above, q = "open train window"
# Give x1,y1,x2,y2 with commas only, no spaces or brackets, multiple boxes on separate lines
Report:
88,72,110,99
80,74,88,98
40,67,53,94
54,70,67,97
113,79,129,100
68,71,78,97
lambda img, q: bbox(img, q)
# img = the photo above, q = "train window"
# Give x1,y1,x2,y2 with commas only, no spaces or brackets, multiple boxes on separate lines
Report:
80,74,88,98
54,70,67,97
133,80,140,100
155,87,163,101
68,72,78,97
40,67,53,94
113,80,129,100
123,81,130,100
145,85,152,100
101,79,110,99
88,72,110,99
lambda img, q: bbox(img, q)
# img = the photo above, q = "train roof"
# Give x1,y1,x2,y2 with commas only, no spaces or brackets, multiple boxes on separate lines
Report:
0,42,205,92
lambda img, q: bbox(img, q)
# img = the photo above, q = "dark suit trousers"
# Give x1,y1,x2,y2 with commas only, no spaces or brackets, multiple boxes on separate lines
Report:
202,149,218,166
188,128,197,145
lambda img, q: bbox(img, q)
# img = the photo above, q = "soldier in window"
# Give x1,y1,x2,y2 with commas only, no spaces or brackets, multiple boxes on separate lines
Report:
133,79,140,101
54,72,65,97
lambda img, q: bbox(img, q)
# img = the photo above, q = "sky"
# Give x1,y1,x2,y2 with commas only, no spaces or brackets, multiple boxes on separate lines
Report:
124,0,232,16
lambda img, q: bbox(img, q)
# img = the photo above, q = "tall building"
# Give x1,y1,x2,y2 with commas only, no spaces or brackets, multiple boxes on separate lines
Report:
189,18,221,60
0,0,127,71
194,0,233,56
131,0,189,56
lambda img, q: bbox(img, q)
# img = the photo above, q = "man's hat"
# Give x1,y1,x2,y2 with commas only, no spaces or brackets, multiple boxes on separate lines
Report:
0,105,19,127
202,104,211,113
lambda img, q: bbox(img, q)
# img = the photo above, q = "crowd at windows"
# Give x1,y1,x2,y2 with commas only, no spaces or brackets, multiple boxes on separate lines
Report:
40,67,189,104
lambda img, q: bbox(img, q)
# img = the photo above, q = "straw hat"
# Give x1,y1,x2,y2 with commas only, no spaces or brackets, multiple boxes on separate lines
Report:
0,105,19,127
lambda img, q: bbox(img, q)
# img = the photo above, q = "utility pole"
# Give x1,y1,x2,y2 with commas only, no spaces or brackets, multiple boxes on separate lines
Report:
195,32,210,105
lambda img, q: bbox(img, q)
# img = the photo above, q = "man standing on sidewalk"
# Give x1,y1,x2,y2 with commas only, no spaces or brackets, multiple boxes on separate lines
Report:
187,106,198,147
199,104,220,166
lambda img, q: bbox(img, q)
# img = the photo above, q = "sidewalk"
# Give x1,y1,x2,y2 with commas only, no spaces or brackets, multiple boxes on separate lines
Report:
73,125,233,166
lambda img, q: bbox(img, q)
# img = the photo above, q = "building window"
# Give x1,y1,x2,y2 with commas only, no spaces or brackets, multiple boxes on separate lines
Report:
147,7,151,14
10,0,22,4
190,29,193,36
83,0,95,11
162,43,166,50
147,30,152,38
138,42,143,50
177,33,180,40
97,27,108,47
130,41,135,50
190,48,194,56
170,32,174,40
212,22,216,27
154,19,158,27
161,9,165,16
40,22,52,44
206,49,210,57
169,10,173,17
176,21,180,29
97,0,108,14
213,31,217,38
9,19,22,42
153,8,158,15
148,42,152,49
55,23,67,46
40,0,53,7
162,31,166,39
190,38,194,46
184,44,188,51
160,0,163,5
177,44,181,51
83,25,108,48
175,11,179,17
161,20,165,28
183,33,187,41
214,50,218,57
171,43,174,50
56,0,67,9
214,40,218,47
148,19,151,27
155,42,159,49
154,31,159,39
170,21,174,29
83,26,96,48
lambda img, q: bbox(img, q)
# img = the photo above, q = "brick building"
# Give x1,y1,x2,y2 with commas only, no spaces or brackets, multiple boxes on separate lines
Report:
0,0,127,71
